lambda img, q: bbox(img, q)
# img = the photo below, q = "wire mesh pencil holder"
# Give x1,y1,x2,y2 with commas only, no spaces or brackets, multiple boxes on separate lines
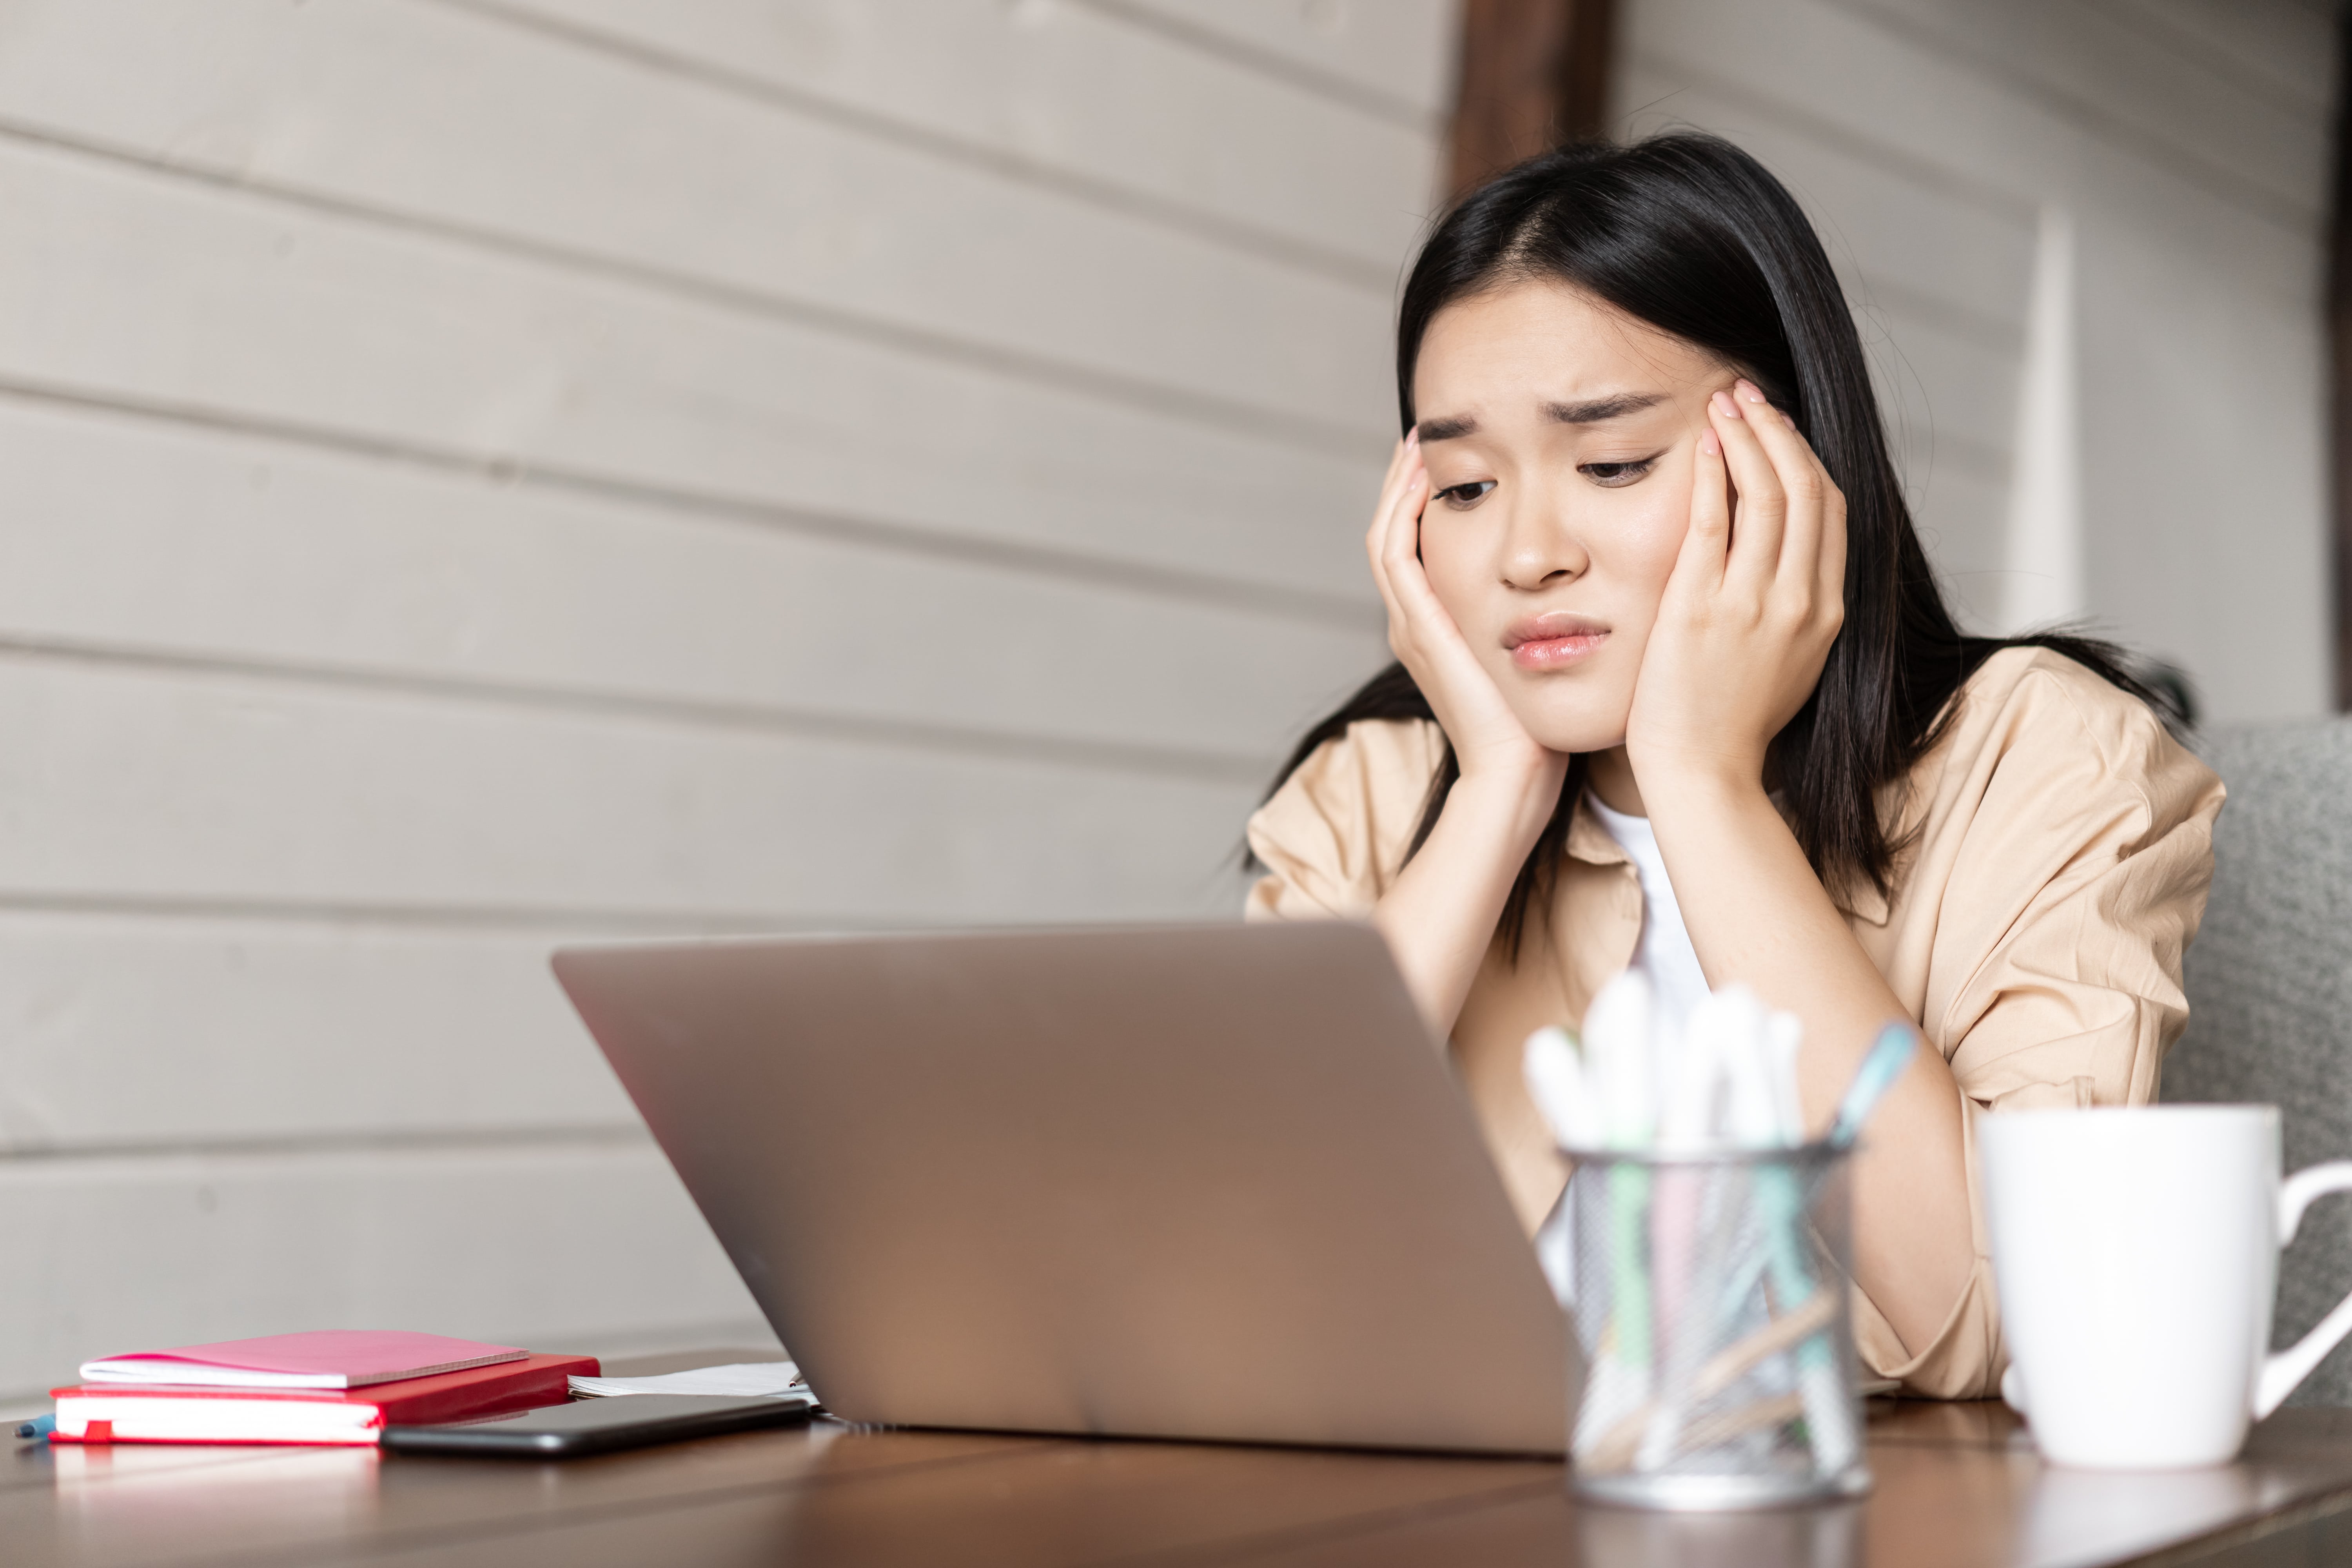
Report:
1561,1143,1871,1510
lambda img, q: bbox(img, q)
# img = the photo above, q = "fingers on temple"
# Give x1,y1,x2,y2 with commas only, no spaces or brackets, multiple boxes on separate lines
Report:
1711,385,1786,588
1370,454,1431,641
1367,435,1406,531
1386,471,1438,605
1737,388,1846,627
1678,423,1732,590
1365,439,1417,571
1381,454,1428,567
1738,390,1828,575
1374,434,1414,520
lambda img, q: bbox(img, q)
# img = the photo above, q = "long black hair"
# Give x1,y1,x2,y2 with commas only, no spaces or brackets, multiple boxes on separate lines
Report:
1265,133,2181,958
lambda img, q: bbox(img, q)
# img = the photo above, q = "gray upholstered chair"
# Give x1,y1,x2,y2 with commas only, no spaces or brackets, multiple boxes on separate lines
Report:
2160,717,2352,1405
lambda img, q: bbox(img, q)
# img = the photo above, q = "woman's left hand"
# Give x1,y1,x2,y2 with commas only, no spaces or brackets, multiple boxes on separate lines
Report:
1622,382,1972,1350
1626,379,1847,791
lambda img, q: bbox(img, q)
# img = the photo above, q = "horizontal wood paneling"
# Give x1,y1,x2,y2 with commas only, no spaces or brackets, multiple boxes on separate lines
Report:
454,0,1441,273
1613,58,2037,327
0,399,1383,766
1630,0,2327,261
2099,0,2333,111
1099,0,1458,120
0,913,638,1152
0,137,1381,604
0,0,1446,1388
0,659,1256,921
0,0,1394,436
1844,0,2324,222
2074,217,2332,701
0,1142,764,1399
1855,307,2018,475
1906,467,2009,633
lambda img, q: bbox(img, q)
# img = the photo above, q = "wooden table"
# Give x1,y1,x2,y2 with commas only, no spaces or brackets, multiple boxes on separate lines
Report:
13,1352,2352,1567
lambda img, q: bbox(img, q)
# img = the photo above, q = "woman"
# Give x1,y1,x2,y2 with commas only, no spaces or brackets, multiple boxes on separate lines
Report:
1245,135,2223,1399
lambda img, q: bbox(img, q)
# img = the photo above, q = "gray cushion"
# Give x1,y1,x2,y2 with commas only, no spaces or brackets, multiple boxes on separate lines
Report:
2159,717,2352,1405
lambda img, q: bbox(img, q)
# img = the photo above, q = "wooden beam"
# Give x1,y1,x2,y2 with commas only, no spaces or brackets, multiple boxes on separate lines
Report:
1445,0,1617,203
2334,9,2352,710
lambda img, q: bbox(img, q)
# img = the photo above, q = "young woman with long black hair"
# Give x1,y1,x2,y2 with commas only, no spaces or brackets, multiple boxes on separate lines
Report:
1245,135,2224,1399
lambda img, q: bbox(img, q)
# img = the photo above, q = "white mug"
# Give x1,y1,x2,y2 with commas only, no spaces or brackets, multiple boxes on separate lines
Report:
1979,1105,2352,1469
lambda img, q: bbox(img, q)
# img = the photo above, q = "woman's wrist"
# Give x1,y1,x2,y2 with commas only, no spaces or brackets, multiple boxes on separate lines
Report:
1375,753,1566,1037
1632,756,1777,837
1627,740,1768,809
1448,754,1569,844
1453,730,1564,791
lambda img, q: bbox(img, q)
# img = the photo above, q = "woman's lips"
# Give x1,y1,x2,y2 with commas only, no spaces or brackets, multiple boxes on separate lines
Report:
1504,613,1610,671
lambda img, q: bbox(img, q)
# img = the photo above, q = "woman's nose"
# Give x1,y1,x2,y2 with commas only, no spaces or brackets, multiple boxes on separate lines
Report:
1499,492,1589,590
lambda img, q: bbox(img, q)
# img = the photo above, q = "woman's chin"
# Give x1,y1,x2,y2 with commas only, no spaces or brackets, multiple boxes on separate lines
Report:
1513,710,1630,759
1489,664,1633,759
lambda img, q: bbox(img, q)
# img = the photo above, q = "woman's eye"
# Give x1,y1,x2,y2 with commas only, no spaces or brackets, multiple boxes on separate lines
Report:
1579,457,1657,488
1436,480,1495,509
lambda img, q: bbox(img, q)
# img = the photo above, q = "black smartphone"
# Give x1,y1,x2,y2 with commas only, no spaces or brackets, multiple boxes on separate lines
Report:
380,1394,815,1457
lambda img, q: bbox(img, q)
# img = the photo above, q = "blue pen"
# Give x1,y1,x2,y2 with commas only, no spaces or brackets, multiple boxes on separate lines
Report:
15,1413,55,1442
1767,1022,1918,1474
1830,1024,1920,1149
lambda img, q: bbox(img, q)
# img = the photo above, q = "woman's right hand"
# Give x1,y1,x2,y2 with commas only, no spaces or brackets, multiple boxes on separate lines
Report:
1364,433,1567,1034
1366,433,1563,795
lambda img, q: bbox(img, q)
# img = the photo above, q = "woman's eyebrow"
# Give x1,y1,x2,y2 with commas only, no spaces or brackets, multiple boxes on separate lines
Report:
1545,392,1668,425
1416,392,1665,442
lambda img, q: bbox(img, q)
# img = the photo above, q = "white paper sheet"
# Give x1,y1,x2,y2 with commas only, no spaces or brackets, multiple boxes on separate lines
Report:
568,1362,811,1401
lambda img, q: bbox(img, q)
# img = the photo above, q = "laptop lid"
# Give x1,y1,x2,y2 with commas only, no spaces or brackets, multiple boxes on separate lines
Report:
553,920,1572,1455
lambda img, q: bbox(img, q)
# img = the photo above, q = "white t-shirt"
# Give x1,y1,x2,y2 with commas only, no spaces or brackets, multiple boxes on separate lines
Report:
1584,793,1711,1045
1537,793,1713,1302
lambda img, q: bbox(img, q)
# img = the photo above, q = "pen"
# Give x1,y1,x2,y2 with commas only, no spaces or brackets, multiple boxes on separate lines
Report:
1638,999,1733,1469
1523,1027,1601,1149
1709,992,1857,1473
1762,1022,1915,1475
1758,1163,1857,1472
1829,1023,1920,1148
1582,975,1658,1452
15,1414,54,1442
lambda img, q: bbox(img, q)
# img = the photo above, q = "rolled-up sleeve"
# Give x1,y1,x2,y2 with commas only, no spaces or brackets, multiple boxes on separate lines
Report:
1851,661,2225,1397
1245,719,1446,922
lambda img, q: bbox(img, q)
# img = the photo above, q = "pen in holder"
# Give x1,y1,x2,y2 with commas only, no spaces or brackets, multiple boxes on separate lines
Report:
1528,978,1914,1509
1562,1140,1868,1510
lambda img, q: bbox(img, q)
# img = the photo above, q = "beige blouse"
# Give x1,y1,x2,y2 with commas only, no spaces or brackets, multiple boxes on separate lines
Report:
1245,646,2225,1399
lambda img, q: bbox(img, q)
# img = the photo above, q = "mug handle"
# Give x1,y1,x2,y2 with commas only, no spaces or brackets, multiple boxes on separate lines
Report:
2254,1161,2352,1417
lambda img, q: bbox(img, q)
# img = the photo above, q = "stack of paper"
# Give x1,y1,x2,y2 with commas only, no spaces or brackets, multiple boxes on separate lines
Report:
569,1362,811,1404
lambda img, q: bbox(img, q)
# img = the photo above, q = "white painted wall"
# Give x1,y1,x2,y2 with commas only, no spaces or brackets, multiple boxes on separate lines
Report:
0,0,1448,1401
1617,0,2337,721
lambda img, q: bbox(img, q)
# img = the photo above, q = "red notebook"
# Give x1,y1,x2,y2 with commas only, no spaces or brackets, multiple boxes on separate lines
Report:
50,1352,599,1445
80,1330,527,1390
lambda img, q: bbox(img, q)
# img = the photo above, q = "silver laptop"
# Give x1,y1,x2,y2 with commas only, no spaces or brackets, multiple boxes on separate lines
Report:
552,921,1572,1455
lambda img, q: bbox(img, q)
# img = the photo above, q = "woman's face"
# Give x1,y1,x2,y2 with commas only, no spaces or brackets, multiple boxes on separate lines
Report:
1411,281,1737,755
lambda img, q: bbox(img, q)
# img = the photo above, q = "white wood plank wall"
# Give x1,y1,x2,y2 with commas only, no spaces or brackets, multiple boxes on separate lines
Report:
0,0,1454,1400
1617,0,2337,720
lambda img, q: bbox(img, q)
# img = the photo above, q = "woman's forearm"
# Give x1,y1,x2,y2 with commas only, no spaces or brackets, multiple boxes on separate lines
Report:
1642,770,1975,1356
1372,765,1564,1038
